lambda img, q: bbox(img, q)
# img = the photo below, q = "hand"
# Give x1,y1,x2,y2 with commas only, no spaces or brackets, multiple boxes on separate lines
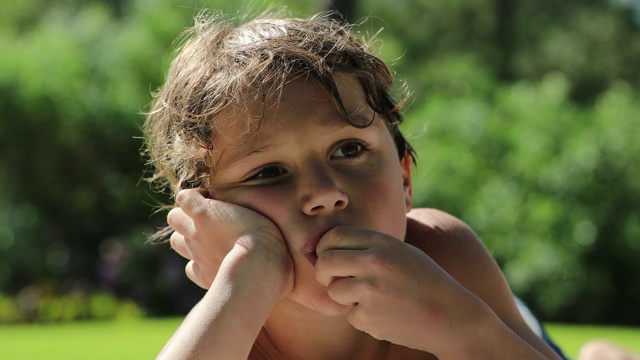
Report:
314,226,480,352
168,189,293,296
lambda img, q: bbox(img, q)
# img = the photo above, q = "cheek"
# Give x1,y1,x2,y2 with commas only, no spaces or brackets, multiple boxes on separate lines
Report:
365,179,406,219
215,187,292,226
356,156,406,202
356,164,408,237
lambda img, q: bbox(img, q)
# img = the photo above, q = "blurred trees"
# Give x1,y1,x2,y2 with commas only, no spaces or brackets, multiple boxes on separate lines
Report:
367,0,640,324
0,0,213,318
405,75,640,324
0,0,638,324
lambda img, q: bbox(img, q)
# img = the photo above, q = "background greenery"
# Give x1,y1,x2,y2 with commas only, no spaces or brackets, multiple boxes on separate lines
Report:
0,0,638,327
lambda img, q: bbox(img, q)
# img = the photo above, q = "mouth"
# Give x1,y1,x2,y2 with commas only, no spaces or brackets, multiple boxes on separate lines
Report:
302,227,334,266
304,250,318,266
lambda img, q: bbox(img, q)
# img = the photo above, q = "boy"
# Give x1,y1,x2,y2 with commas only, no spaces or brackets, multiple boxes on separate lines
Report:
144,11,563,359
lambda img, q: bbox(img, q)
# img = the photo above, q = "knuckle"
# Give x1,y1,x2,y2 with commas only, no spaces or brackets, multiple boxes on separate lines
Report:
189,202,208,219
361,249,386,270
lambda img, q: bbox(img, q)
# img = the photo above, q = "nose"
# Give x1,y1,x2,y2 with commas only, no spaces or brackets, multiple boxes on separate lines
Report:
298,166,349,216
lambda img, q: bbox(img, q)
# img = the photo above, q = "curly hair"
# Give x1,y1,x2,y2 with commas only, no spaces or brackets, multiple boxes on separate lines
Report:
143,10,413,204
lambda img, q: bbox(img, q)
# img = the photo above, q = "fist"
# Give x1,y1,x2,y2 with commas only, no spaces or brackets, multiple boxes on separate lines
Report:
168,189,288,289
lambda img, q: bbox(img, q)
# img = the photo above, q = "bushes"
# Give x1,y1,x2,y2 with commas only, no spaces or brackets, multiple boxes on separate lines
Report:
0,291,144,324
0,0,638,325
404,72,640,323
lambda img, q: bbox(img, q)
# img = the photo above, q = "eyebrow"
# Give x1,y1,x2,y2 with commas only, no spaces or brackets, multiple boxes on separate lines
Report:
214,105,376,171
215,141,272,172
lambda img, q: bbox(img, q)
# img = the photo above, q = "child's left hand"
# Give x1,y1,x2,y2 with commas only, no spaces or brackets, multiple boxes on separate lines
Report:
314,226,486,354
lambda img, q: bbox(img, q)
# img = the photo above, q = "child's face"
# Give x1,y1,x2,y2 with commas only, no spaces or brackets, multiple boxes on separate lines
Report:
208,74,413,315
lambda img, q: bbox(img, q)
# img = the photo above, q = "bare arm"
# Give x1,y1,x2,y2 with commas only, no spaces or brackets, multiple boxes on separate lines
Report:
157,190,292,360
406,208,562,359
158,241,285,359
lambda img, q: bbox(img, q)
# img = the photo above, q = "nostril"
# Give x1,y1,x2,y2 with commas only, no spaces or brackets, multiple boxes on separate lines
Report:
302,188,349,215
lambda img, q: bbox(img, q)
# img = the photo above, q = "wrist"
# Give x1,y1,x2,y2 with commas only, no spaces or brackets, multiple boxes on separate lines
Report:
226,234,292,301
444,301,547,360
170,243,287,360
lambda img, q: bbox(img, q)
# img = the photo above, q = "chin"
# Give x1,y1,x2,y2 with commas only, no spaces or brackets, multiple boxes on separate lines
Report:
289,260,353,317
316,303,351,318
307,293,352,317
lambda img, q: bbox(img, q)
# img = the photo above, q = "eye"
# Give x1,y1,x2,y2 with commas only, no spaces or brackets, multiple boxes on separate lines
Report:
245,165,288,182
332,140,369,159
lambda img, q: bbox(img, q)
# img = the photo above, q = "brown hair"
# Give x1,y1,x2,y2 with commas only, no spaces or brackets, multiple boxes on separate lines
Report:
143,10,413,203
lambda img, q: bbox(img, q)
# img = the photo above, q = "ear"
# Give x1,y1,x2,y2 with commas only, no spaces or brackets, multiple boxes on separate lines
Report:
400,151,413,212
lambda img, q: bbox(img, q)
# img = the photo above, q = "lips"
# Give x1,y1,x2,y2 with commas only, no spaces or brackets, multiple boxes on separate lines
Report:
302,227,335,266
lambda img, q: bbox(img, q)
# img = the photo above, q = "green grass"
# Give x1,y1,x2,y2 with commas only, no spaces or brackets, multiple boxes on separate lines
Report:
0,319,638,359
545,323,640,359
0,318,179,359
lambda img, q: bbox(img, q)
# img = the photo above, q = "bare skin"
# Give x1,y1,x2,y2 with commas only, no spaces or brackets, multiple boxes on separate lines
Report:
578,340,640,360
159,75,562,359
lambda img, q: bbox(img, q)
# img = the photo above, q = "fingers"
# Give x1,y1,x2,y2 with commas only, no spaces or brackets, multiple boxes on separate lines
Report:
167,207,195,236
171,189,289,293
315,227,393,287
326,276,363,305
314,227,371,286
185,260,213,289
315,249,364,286
176,189,249,230
315,226,374,254
170,231,193,260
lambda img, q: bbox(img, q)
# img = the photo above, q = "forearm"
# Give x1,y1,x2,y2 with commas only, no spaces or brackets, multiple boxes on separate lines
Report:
157,243,285,360
434,297,561,360
404,211,562,359
461,317,560,359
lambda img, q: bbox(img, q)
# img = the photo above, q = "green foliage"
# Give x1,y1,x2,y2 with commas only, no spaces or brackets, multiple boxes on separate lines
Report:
0,0,638,325
404,72,640,323
369,0,640,103
0,0,203,312
0,294,21,323
0,291,145,323
361,0,640,325
39,292,89,323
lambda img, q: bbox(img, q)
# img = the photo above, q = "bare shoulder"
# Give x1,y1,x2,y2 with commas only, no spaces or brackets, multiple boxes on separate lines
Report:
405,208,516,318
405,208,482,256
405,209,558,358
406,208,471,232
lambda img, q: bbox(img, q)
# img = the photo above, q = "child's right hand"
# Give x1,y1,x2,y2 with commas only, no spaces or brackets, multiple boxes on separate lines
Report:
167,189,292,297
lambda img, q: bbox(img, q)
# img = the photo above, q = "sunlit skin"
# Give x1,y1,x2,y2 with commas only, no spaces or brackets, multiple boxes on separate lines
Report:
163,74,563,359
208,74,412,318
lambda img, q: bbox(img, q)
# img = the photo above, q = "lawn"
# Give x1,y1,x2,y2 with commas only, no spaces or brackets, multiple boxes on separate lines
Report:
0,318,177,359
0,319,638,359
546,323,640,358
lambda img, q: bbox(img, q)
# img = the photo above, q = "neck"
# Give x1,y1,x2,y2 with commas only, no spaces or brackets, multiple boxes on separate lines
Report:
258,299,391,360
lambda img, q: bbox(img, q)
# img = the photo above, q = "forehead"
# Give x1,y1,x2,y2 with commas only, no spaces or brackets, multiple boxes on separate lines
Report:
213,73,371,141
210,74,374,168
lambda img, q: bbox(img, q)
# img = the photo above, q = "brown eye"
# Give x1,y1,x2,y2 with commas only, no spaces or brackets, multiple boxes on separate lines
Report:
247,166,287,181
332,141,369,159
